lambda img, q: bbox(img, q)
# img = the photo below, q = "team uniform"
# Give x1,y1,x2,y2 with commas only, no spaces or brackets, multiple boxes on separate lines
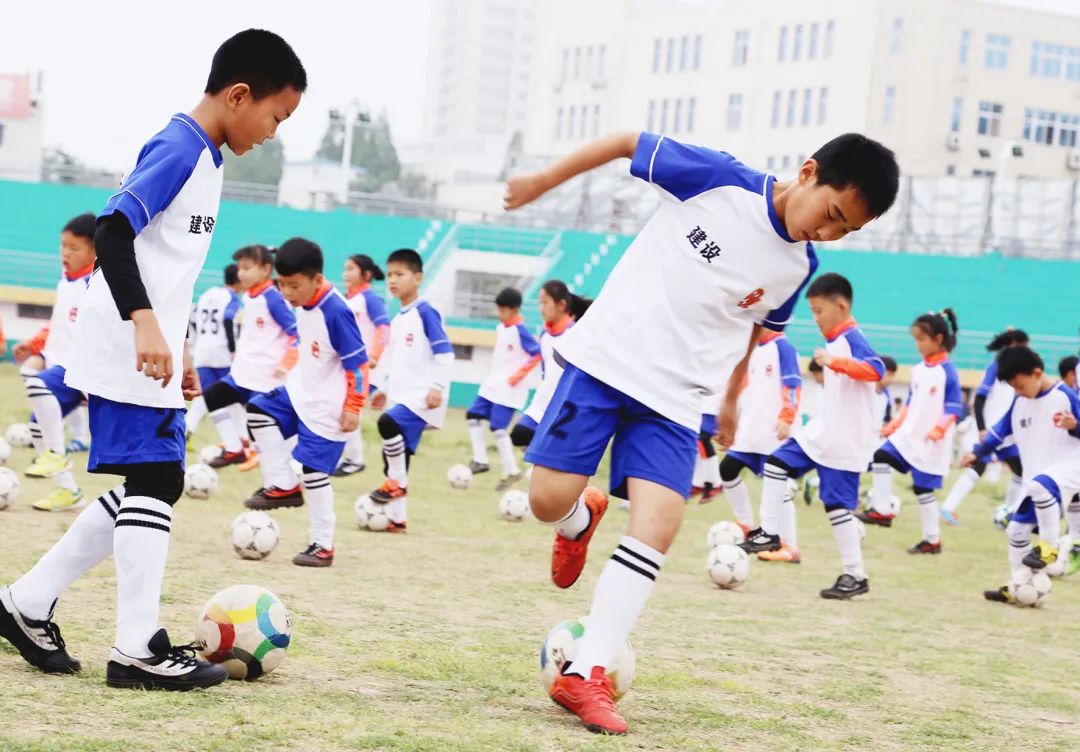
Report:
184,284,242,435
510,317,574,448
337,283,390,472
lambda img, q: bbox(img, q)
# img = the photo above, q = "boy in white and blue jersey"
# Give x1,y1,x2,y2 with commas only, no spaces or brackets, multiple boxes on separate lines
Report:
184,263,244,436
242,239,368,567
466,287,542,489
506,132,898,734
1058,356,1078,395
0,30,306,691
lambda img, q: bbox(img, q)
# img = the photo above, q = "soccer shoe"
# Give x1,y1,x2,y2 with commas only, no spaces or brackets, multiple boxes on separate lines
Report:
65,438,89,453
495,473,522,492
907,539,942,555
0,586,81,674
820,573,870,600
688,485,704,498
185,432,194,451
370,479,407,504
939,508,961,526
551,487,608,589
802,478,816,506
32,488,85,512
983,585,1014,604
332,459,365,477
243,485,304,510
208,449,247,469
106,628,227,690
757,543,801,563
855,509,894,528
699,484,723,505
1021,542,1056,571
386,520,408,534
549,665,628,736
292,544,334,567
468,460,490,474
1067,545,1080,577
236,450,260,472
737,527,781,554
24,450,72,479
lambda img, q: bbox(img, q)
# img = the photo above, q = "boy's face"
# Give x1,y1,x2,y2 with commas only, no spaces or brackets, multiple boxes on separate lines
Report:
386,261,421,300
496,305,518,324
807,294,849,338
782,161,876,243
277,271,323,307
236,257,270,289
1064,372,1078,389
223,85,303,156
1008,371,1044,399
60,231,94,274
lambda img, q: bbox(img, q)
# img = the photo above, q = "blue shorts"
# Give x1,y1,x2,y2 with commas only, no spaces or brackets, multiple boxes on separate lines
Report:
516,414,539,433
88,395,186,471
35,365,84,416
770,438,860,509
249,388,345,476
1011,475,1062,525
725,449,768,477
878,440,944,490
384,403,428,454
700,413,717,436
197,366,230,391
525,363,697,497
467,396,517,431
220,373,258,403
987,444,1020,463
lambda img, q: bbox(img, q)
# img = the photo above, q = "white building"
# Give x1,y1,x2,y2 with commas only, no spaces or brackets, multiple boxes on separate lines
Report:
0,72,44,181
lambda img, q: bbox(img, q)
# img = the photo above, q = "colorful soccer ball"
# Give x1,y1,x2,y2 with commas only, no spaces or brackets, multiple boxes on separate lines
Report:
184,463,219,500
447,464,473,490
0,467,18,510
0,437,11,465
196,584,291,680
498,490,531,521
4,423,31,448
706,544,750,589
230,511,280,560
706,520,745,548
198,445,222,465
354,494,391,531
540,616,635,701
1010,568,1052,607
993,503,1010,530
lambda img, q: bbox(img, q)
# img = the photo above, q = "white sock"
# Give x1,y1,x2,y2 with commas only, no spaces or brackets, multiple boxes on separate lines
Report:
916,491,941,544
1005,474,1024,511
759,463,789,536
827,507,866,579
302,470,335,549
467,419,488,465
387,498,407,524
1031,484,1061,550
113,495,172,658
552,495,591,540
383,435,408,487
247,411,297,490
211,408,244,454
185,397,209,435
871,462,894,515
493,429,519,477
229,403,248,443
1007,520,1034,569
66,405,90,443
721,476,755,528
943,468,979,513
778,493,798,549
703,454,721,487
345,428,364,465
10,487,123,619
1066,495,1080,539
25,377,65,454
55,469,79,493
569,537,664,677
29,422,45,454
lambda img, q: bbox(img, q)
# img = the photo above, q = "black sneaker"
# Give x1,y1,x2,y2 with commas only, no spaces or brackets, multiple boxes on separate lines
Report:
907,539,942,555
983,585,1013,604
107,628,228,690
820,574,870,600
737,527,781,554
802,479,816,506
1021,545,1054,571
0,586,81,674
292,543,334,567
332,460,365,477
494,473,522,491
243,485,304,510
468,460,490,474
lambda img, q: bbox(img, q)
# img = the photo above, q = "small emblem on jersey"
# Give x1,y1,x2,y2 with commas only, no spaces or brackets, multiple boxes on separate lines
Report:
686,225,722,263
188,215,216,234
255,316,266,329
765,364,774,377
311,341,320,358
929,386,938,396
737,288,765,309
1020,417,1032,429
405,333,415,347
68,307,78,322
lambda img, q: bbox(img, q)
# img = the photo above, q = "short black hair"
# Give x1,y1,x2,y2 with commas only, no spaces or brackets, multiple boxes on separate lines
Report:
387,248,423,274
205,29,307,99
811,133,900,218
275,237,323,277
1058,355,1078,379
881,355,898,373
808,359,824,373
997,346,1044,382
912,308,959,353
62,213,96,240
806,272,853,303
224,263,239,286
232,244,274,266
495,287,523,309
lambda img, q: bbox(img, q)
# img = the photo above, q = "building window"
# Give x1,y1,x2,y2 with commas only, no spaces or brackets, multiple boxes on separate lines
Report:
1022,108,1056,145
825,20,835,58
680,36,689,71
1059,113,1079,147
985,34,1010,70
959,29,970,65
890,18,903,54
673,98,683,133
687,97,697,132
585,46,594,79
786,89,797,127
801,87,812,126
1068,47,1080,81
778,26,788,62
647,100,655,131
950,97,963,133
666,37,675,72
561,48,569,82
793,24,804,61
767,155,776,171
727,93,743,130
883,85,896,123
592,104,600,137
771,90,782,127
818,87,829,125
977,101,1004,136
946,165,956,176
573,47,581,79
597,45,606,80
809,22,819,59
733,29,749,66
1031,42,1075,80
781,154,791,171
660,99,669,132
555,106,563,139
579,105,588,139
693,35,703,69
653,39,662,73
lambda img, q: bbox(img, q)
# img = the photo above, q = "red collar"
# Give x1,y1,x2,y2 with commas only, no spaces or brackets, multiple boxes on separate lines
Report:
248,279,274,297
65,263,94,281
758,330,783,345
546,316,572,336
347,282,370,299
303,281,333,309
824,317,858,342
502,314,525,327
924,351,950,366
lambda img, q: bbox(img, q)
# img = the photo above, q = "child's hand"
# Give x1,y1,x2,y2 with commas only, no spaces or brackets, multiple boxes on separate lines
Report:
132,310,173,387
426,388,443,409
504,173,548,210
1054,411,1077,430
508,374,523,387
925,425,947,442
273,366,288,380
715,399,738,450
371,391,387,410
958,452,977,468
776,420,792,441
181,363,202,400
813,348,832,368
11,342,31,362
340,411,359,433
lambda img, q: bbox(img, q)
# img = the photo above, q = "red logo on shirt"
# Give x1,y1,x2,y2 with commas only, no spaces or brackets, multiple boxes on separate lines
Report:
311,341,321,358
68,307,78,322
405,333,414,346
765,364,774,377
255,316,265,329
737,288,765,309
929,386,938,395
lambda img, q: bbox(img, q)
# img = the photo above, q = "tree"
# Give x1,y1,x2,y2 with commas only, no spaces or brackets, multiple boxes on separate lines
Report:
316,111,401,193
222,138,285,185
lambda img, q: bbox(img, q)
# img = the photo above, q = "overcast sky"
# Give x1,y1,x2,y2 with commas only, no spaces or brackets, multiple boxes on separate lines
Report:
2,0,1077,172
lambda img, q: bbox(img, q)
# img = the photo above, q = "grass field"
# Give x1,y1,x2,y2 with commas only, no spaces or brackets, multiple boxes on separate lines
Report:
1,364,1079,752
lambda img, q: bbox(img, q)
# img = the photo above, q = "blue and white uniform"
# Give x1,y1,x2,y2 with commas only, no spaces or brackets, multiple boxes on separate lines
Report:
32,266,93,417
192,284,241,389
468,316,542,430
976,359,1019,461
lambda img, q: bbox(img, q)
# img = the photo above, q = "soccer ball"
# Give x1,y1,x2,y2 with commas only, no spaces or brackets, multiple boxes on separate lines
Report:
196,584,291,680
1009,568,1052,607
0,437,10,465
0,467,19,510
706,544,750,589
447,464,473,490
992,503,1010,530
706,520,745,548
4,423,32,448
540,616,635,701
354,494,391,531
184,463,219,499
498,490,532,522
230,511,280,560
198,444,221,465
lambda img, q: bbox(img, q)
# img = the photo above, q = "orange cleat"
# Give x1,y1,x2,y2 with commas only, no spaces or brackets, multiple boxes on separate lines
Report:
370,479,407,504
757,543,801,563
549,666,627,735
208,449,246,469
386,520,408,534
237,450,260,472
551,487,608,589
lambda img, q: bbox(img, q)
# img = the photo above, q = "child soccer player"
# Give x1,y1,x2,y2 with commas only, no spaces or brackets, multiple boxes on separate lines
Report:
242,239,368,567
335,253,390,476
859,310,963,554
962,346,1080,602
874,356,898,426
506,130,898,734
466,287,542,489
1059,355,1078,394
739,274,884,593
185,263,243,436
202,244,297,469
16,213,96,511
0,29,305,689
366,248,455,530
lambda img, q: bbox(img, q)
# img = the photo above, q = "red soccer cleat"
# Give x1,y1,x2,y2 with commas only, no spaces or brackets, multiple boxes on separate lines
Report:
549,666,627,735
551,487,608,589
208,449,247,469
386,520,408,534
855,508,895,528
370,479,407,504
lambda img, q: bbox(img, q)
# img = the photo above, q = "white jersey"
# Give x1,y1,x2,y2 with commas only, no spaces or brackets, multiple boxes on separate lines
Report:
555,132,818,431
380,299,455,428
41,267,93,369
731,333,802,456
346,284,389,359
66,114,223,408
192,285,241,369
796,321,885,472
981,382,1080,483
888,355,963,476
286,286,367,441
479,317,542,410
524,321,573,423
229,282,297,394
977,359,1017,449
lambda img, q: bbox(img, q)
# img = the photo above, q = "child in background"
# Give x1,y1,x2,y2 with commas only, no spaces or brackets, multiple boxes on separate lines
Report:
874,356,898,427
1058,355,1078,394
185,264,244,437
692,406,724,504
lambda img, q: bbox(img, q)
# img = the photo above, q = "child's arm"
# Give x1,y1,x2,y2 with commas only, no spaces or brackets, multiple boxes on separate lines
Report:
972,362,997,433
717,325,761,447
965,403,1015,465
505,132,639,209
364,291,391,365
418,304,455,408
927,365,965,441
508,324,543,386
266,290,299,377
223,294,242,355
326,306,370,433
1053,388,1080,438
775,338,803,437
12,326,49,362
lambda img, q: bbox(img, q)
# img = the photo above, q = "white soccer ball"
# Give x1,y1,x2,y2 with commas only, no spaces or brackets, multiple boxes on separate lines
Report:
705,520,745,548
706,544,750,589
498,490,532,522
540,616,635,701
0,437,10,465
447,463,473,490
198,445,222,465
184,463,219,499
992,503,1010,531
4,423,32,448
1009,567,1052,607
354,494,391,531
230,511,280,560
0,467,18,510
